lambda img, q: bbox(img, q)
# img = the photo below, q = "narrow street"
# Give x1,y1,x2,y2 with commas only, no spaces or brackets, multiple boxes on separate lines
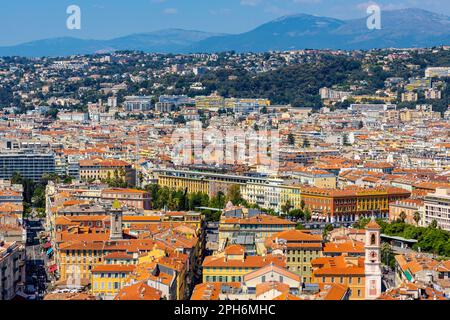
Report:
24,218,49,300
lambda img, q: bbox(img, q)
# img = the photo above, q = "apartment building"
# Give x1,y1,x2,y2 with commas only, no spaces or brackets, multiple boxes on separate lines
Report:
123,96,153,112
0,241,25,300
0,150,55,182
155,168,248,197
300,186,411,222
425,67,450,78
389,199,424,225
195,95,225,110
101,188,151,210
319,87,351,101
79,159,136,186
202,244,285,283
264,230,323,283
218,214,295,252
401,92,418,102
91,264,136,300
224,98,271,113
424,188,450,231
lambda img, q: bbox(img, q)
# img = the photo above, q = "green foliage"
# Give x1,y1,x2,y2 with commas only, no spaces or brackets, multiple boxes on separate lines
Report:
281,200,293,215
226,184,244,205
381,242,396,269
322,223,334,242
380,221,450,257
144,184,227,221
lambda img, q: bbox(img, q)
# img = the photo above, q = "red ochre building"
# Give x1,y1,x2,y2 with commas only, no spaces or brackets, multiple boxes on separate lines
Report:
300,186,411,222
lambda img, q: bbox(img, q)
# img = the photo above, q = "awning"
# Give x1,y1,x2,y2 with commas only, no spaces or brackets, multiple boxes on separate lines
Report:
43,242,51,249
46,248,53,255
404,270,413,281
49,264,58,273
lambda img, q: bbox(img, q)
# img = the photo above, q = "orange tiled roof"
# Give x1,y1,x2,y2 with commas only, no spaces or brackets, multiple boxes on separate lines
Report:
114,281,162,300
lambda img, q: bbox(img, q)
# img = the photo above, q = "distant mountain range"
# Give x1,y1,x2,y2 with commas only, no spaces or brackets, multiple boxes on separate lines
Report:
0,29,222,57
1,8,449,57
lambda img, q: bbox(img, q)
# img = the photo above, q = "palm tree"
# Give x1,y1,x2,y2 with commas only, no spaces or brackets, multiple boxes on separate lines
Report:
413,211,421,226
381,242,393,269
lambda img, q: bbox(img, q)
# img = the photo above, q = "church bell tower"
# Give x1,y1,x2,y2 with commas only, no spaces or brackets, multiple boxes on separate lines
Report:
364,217,382,299
110,198,123,240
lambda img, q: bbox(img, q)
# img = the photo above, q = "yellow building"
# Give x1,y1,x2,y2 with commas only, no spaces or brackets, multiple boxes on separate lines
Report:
91,264,136,299
155,169,248,197
351,95,396,103
79,159,135,185
264,230,323,283
158,174,209,194
58,241,105,284
202,245,286,283
224,98,270,109
280,185,303,210
195,95,225,110
311,256,366,300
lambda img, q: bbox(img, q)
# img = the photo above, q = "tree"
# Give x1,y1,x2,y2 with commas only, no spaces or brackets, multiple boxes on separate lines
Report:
260,106,268,114
413,211,421,226
353,217,371,229
430,219,438,229
296,223,305,230
303,208,311,222
210,191,226,209
323,223,334,242
31,184,46,209
381,242,395,269
289,209,304,220
226,184,244,205
281,200,293,215
11,172,23,184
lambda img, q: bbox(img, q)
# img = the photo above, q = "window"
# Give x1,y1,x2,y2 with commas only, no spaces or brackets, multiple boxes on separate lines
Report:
371,234,376,245
262,276,266,282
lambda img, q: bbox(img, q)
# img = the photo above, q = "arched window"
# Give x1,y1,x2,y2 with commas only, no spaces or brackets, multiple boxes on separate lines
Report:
371,233,376,245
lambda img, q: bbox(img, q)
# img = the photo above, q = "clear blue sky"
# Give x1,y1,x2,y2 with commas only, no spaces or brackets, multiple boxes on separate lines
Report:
1,0,449,46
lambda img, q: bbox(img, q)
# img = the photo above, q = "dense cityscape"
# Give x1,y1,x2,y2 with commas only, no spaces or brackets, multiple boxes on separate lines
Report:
0,43,449,302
